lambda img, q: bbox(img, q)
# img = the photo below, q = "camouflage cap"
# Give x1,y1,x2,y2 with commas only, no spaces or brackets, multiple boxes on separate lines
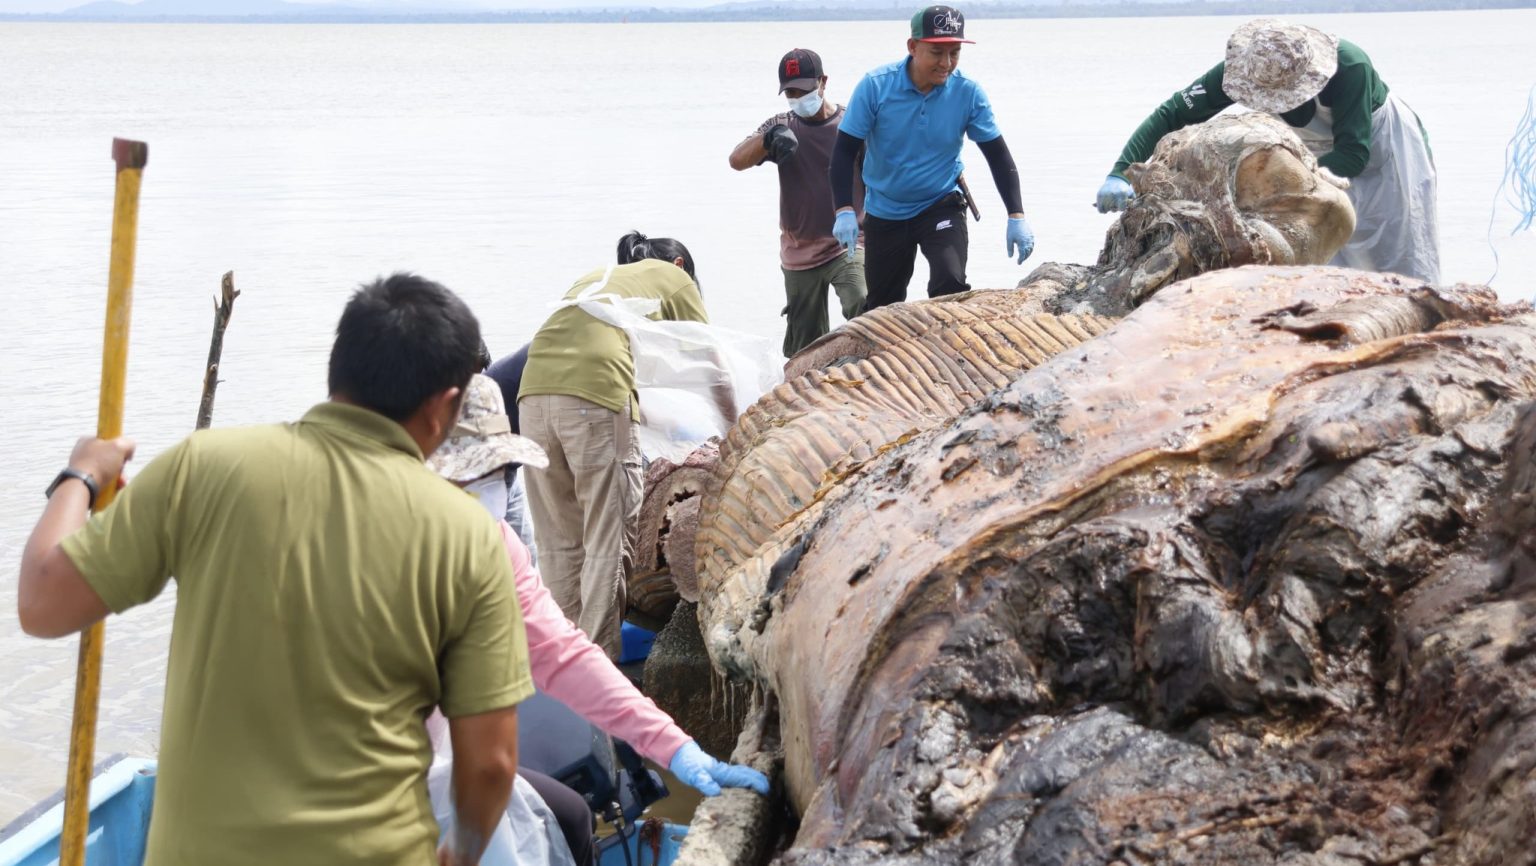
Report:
1224,19,1339,114
426,373,548,482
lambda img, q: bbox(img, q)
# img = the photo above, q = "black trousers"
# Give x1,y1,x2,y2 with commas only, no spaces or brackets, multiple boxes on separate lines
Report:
522,767,596,865
862,192,970,311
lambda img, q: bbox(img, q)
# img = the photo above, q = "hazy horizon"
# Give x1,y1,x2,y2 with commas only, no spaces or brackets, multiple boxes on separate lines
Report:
0,0,746,12
0,0,1171,14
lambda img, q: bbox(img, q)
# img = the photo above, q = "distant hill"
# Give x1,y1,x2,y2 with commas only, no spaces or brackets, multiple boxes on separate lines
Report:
57,0,374,16
10,0,1533,23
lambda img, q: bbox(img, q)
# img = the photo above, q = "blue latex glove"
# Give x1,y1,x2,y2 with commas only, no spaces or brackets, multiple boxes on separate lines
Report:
832,209,859,262
668,740,770,797
1006,216,1035,265
1096,175,1135,213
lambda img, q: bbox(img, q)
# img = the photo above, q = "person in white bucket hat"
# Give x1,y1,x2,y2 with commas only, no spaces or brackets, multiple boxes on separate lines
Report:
1094,18,1440,284
425,373,770,864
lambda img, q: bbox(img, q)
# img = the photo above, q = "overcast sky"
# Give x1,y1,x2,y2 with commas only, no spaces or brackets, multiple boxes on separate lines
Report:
0,0,739,11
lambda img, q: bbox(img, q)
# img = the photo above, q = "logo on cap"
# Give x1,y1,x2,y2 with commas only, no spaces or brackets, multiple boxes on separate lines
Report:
912,5,973,43
779,47,824,93
931,9,961,34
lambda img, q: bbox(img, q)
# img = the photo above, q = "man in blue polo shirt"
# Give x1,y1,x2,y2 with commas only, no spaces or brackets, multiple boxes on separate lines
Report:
829,5,1034,310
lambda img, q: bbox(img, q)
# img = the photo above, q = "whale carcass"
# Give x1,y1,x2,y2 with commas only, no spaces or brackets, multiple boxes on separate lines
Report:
655,115,1536,864
634,112,1358,612
698,264,1536,864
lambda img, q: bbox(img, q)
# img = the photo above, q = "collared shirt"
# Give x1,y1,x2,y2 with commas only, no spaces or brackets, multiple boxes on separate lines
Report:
519,258,709,419
62,401,532,866
840,57,1001,220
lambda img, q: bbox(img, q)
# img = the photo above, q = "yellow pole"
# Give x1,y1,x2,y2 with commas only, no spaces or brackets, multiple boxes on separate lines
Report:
59,137,148,866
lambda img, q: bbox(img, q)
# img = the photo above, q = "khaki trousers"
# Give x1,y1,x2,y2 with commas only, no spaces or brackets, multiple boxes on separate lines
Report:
518,393,642,659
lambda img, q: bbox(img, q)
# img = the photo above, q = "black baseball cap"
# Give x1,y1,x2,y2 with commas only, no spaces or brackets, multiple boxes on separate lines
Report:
778,48,823,94
911,5,974,43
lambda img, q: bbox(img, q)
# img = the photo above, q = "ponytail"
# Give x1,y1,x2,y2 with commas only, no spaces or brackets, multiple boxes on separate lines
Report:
616,230,701,293
616,230,653,265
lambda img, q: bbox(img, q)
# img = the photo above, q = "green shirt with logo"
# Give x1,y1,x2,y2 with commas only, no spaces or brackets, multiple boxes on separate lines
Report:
61,402,532,866
1111,39,1390,180
518,259,709,419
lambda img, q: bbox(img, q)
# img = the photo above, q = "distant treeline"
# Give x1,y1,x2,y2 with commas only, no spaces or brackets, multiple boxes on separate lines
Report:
4,0,1534,24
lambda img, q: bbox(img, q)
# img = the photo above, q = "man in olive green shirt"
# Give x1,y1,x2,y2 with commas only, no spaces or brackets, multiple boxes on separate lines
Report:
19,274,533,866
1094,18,1439,283
519,238,708,659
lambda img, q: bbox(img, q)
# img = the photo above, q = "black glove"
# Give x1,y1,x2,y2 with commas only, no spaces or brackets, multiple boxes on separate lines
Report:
763,124,798,164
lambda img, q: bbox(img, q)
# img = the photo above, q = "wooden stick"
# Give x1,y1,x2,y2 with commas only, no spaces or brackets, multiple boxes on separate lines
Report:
196,271,240,430
61,137,148,866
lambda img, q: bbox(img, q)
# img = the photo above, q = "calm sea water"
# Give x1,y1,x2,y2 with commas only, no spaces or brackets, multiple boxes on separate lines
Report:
0,11,1532,822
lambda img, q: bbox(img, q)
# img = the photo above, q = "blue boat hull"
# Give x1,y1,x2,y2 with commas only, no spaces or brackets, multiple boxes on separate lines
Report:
0,756,687,866
0,756,156,866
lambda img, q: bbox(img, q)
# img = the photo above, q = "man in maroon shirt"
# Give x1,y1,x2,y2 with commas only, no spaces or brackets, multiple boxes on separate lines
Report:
730,48,867,357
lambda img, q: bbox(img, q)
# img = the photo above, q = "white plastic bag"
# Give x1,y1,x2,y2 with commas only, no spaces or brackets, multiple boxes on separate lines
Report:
565,267,785,463
425,711,576,866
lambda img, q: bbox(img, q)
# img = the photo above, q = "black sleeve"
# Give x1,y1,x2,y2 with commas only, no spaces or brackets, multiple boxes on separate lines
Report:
830,130,864,212
976,135,1024,216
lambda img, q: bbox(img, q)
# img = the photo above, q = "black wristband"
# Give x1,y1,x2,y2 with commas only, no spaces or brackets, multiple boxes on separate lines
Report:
46,467,99,511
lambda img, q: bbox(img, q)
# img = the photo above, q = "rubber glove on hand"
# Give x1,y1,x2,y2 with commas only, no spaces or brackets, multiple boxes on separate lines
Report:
1006,216,1035,265
1096,175,1135,213
763,124,798,164
668,741,770,797
832,209,859,262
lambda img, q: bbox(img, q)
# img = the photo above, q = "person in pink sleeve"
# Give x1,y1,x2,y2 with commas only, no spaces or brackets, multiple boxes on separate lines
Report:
427,373,769,862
